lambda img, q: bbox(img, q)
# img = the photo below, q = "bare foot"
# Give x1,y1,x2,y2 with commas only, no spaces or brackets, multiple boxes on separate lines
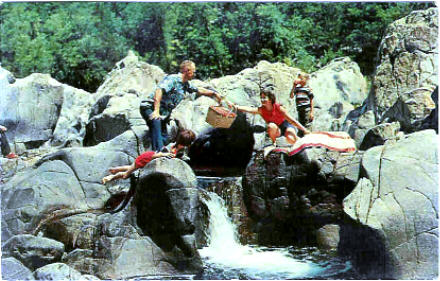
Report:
102,175,114,184
109,168,118,174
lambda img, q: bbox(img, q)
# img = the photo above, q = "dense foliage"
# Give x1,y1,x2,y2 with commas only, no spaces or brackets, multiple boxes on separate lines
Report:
0,2,435,92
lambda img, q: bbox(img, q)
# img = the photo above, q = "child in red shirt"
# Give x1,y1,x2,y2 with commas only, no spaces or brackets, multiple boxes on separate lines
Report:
102,129,195,184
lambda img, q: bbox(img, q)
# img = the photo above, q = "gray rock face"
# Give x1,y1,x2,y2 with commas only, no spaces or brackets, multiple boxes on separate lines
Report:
135,158,205,273
0,74,64,148
85,51,165,146
0,72,93,151
243,147,359,244
94,236,178,279
343,129,438,279
1,129,145,242
373,8,438,132
2,234,65,270
310,57,368,132
359,122,401,150
1,257,34,281
33,263,83,280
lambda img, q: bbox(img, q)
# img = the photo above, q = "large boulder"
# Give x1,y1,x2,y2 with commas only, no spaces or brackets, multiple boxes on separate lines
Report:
0,71,93,151
1,129,145,243
309,57,368,132
372,8,438,132
243,147,360,245
84,51,165,146
135,158,207,273
2,234,65,270
33,263,83,280
93,236,178,279
1,257,34,281
343,129,438,279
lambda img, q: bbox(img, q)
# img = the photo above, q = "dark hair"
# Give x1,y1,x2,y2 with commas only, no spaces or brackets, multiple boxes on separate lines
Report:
260,87,276,104
176,129,196,146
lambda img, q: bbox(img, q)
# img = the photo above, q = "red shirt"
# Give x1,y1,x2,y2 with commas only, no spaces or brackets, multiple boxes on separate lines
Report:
135,151,156,168
259,103,285,126
134,145,178,168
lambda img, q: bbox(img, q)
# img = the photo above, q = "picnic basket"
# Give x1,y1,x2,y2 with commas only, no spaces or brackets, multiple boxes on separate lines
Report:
205,106,237,128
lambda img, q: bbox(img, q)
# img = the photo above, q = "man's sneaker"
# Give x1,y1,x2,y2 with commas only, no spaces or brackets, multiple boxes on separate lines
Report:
6,153,18,159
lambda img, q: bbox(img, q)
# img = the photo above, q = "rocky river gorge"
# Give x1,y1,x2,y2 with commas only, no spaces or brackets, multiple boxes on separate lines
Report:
1,7,438,280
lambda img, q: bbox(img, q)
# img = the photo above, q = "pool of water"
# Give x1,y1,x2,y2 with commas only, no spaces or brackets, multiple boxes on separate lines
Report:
197,245,359,280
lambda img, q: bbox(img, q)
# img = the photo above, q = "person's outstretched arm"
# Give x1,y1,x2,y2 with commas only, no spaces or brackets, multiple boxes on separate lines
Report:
226,100,259,115
279,106,310,134
198,88,222,104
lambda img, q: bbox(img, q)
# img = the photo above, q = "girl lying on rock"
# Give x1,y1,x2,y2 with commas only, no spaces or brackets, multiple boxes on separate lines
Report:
226,87,310,150
102,129,196,184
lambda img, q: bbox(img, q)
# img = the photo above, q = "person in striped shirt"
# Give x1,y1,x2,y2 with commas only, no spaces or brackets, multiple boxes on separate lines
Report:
290,72,314,136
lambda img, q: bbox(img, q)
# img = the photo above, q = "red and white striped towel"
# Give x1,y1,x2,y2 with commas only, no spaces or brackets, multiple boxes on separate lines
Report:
271,131,356,156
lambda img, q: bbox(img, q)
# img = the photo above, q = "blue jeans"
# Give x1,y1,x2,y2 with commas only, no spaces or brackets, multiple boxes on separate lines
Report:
140,104,168,152
147,118,168,152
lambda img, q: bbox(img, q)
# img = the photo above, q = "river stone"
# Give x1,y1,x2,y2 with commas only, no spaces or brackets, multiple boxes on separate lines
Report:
2,234,65,270
51,85,94,147
373,8,438,132
140,157,198,189
1,257,34,281
33,263,83,280
343,129,438,279
166,188,207,244
62,248,101,276
43,213,99,251
347,110,377,147
309,57,368,132
0,73,63,148
84,51,165,146
95,236,178,279
359,122,401,150
135,158,204,273
316,224,340,250
1,129,148,242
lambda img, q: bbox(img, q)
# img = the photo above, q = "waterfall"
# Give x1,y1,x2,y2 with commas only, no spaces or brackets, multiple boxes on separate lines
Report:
199,192,326,279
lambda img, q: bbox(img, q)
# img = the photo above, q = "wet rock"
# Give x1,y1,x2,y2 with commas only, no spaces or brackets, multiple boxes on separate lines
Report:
2,234,65,270
316,224,340,250
135,158,205,273
343,129,438,279
34,263,83,280
1,257,34,281
199,176,255,244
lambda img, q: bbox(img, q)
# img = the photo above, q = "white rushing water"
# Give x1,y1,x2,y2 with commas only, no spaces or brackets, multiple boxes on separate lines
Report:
199,193,326,279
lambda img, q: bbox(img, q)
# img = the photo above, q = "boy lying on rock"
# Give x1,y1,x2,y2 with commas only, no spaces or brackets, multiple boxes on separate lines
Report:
102,129,195,184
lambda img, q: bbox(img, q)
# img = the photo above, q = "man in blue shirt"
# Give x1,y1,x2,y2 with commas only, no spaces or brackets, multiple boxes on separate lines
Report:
140,60,221,151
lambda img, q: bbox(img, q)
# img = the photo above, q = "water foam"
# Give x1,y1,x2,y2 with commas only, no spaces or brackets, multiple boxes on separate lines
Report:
199,193,326,279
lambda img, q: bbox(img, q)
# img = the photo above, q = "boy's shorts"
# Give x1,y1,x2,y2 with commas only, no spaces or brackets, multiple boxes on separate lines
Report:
278,120,296,136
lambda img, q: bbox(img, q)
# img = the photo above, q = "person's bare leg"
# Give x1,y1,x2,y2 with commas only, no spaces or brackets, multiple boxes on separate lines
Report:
103,163,137,184
102,172,126,184
267,123,281,145
109,165,132,174
285,128,298,145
